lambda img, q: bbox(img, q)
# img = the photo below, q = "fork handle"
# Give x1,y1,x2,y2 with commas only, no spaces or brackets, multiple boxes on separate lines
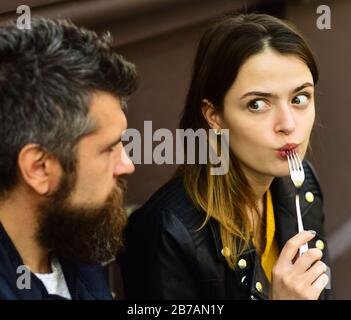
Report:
295,193,309,256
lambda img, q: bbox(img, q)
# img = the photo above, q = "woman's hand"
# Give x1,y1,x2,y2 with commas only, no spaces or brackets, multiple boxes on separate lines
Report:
270,230,329,300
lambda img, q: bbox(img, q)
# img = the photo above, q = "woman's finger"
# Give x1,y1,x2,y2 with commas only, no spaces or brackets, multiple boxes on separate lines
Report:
293,248,323,272
278,231,317,265
302,260,327,286
309,273,329,298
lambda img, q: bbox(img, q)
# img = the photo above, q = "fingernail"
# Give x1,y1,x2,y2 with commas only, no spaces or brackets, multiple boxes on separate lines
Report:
308,230,316,235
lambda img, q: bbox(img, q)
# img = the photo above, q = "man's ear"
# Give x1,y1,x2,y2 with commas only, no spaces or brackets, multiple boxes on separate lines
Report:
201,99,224,131
17,144,63,195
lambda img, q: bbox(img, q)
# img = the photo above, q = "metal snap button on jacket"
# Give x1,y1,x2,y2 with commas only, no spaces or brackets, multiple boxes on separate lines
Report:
221,247,231,257
305,191,314,203
238,258,247,269
255,282,263,292
315,239,325,250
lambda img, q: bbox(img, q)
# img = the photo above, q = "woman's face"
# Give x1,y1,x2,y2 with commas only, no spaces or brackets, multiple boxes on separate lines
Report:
220,48,315,179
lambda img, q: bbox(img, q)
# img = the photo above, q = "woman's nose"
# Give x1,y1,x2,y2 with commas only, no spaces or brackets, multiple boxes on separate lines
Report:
113,146,135,177
274,105,297,135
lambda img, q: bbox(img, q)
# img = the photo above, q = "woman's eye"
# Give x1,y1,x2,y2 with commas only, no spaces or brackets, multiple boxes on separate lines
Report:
248,99,268,112
292,93,310,106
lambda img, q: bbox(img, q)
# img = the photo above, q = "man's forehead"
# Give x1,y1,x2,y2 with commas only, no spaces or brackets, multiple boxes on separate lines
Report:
85,91,127,140
90,91,125,119
89,91,122,112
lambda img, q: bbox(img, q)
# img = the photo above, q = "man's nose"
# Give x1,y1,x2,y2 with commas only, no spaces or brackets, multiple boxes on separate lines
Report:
274,105,297,135
113,147,135,177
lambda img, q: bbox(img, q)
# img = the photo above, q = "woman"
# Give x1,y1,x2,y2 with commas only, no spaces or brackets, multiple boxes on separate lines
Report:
119,13,331,300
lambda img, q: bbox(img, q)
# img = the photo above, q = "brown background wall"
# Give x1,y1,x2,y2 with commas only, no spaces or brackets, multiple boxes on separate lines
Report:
286,0,351,299
1,0,350,299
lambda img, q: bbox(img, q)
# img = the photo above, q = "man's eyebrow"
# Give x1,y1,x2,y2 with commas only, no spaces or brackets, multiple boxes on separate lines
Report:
240,82,314,100
102,136,122,151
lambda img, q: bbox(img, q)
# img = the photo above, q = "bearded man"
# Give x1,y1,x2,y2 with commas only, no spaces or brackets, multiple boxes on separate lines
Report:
0,17,136,300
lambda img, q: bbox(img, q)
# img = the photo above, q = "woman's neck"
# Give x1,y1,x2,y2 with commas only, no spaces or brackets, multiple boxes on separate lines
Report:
241,165,274,252
240,163,274,199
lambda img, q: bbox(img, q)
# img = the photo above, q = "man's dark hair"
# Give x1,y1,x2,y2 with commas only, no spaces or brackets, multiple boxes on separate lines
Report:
0,17,137,198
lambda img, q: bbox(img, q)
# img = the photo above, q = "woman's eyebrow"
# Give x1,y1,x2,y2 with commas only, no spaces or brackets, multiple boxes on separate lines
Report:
291,82,314,94
240,82,314,100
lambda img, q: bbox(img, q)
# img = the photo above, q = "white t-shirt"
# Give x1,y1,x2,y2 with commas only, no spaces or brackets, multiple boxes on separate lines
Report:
35,256,72,300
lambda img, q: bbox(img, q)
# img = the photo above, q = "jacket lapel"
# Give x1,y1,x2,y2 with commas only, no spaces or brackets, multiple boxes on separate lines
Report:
271,174,318,251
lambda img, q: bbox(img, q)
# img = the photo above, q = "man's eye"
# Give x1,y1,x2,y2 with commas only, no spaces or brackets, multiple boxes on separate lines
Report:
109,145,118,152
292,93,310,106
247,99,268,112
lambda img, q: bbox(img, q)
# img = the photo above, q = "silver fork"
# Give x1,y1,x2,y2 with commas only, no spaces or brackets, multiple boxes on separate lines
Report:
287,150,309,256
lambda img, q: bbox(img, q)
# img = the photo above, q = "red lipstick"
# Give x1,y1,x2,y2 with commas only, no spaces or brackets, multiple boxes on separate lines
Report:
278,143,298,159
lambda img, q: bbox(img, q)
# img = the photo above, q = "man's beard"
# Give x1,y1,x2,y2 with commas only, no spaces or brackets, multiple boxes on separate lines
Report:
36,174,128,264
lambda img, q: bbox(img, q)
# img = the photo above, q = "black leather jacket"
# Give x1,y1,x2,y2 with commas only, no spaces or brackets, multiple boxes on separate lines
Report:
119,160,331,300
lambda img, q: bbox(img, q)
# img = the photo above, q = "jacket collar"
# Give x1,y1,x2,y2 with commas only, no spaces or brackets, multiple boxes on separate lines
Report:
0,222,109,300
0,222,52,299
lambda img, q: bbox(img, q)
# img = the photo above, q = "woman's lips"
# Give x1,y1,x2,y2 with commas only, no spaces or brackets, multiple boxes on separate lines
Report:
277,143,298,159
278,149,297,159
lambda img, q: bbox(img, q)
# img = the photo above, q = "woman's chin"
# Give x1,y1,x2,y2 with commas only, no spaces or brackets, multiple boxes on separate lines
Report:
268,160,290,177
273,166,290,177
274,171,290,178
